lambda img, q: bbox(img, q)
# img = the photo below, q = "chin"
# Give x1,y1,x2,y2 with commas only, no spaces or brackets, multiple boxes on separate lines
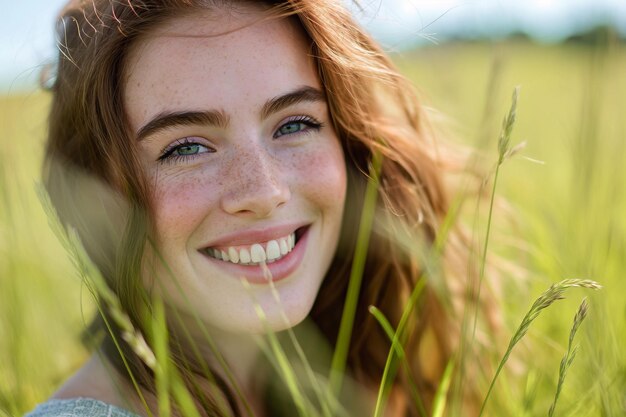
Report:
221,286,318,335
262,301,311,333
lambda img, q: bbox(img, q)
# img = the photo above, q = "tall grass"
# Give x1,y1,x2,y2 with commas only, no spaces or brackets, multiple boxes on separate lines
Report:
0,94,90,417
1,39,625,417
397,39,626,415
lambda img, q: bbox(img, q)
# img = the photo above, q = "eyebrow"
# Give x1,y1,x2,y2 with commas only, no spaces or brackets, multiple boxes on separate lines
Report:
260,86,326,120
136,110,229,141
135,86,326,141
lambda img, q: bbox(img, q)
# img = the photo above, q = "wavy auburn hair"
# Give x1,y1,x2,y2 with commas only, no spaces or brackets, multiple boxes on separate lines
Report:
45,0,485,416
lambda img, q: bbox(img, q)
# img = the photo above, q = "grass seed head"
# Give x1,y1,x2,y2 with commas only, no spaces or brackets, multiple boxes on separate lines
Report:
498,86,520,160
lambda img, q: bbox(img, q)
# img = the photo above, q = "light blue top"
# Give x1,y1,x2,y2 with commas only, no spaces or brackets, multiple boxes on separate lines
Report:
25,398,141,417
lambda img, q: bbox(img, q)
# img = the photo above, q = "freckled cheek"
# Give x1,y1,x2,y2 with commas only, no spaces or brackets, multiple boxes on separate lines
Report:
151,171,221,242
289,143,347,209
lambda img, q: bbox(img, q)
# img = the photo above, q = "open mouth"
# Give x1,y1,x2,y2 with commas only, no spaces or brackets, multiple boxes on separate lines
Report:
202,227,307,266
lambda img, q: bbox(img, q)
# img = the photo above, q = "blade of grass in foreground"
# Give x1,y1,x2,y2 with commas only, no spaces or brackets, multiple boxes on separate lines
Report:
148,241,255,417
370,199,460,417
372,279,426,417
329,150,383,397
37,186,155,417
478,279,600,417
38,186,205,417
169,368,201,417
369,153,483,417
548,298,589,417
369,194,461,417
262,264,335,417
152,295,172,417
241,277,316,417
369,306,427,417
431,359,454,417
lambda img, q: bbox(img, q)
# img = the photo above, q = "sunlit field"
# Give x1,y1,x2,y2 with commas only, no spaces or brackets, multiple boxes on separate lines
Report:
1,39,624,416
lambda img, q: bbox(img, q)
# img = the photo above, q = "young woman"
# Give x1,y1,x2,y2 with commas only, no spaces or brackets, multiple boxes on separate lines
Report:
27,0,490,416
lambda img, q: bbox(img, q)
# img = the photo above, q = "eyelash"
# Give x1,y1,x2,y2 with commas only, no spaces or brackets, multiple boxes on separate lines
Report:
273,115,324,139
158,137,214,164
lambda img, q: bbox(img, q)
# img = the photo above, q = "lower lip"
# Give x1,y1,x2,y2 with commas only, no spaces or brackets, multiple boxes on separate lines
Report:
200,228,309,285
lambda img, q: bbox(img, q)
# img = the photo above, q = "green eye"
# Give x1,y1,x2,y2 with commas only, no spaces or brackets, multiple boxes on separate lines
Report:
158,138,214,163
278,122,304,136
274,117,322,139
175,144,201,156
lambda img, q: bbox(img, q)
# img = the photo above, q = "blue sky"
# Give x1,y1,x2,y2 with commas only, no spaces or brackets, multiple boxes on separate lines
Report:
351,0,625,46
3,0,625,92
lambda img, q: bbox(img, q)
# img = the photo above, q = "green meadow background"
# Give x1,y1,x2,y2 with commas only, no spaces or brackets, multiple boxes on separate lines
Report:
1,39,624,416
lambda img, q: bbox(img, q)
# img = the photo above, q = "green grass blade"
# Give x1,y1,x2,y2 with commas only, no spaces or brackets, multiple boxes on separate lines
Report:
240,279,316,417
37,186,155,416
262,266,334,417
169,368,202,417
152,295,171,417
454,87,520,413
431,359,455,417
94,294,154,417
329,150,383,396
478,279,600,417
368,306,427,417
257,318,311,415
167,308,234,416
548,298,589,417
147,240,255,417
372,279,426,417
472,86,520,341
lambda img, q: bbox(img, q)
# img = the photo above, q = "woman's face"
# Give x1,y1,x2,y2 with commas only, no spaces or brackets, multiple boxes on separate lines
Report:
124,7,347,333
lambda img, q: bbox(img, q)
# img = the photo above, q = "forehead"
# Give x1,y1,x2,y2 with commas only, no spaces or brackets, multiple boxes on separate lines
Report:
123,6,319,129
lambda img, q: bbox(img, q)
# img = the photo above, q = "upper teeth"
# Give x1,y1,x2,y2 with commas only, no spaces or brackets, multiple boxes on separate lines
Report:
206,233,295,265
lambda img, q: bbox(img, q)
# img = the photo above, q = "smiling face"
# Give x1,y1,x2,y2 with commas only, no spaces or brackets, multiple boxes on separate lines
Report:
123,6,346,334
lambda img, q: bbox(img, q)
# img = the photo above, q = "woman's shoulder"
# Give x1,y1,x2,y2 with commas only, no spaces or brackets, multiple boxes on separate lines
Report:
24,398,140,417
26,355,146,417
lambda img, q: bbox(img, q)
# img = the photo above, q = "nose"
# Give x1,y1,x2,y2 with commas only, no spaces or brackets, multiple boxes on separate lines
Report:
220,145,290,218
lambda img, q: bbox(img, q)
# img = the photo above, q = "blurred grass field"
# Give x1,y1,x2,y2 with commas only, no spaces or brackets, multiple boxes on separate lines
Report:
1,40,624,416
